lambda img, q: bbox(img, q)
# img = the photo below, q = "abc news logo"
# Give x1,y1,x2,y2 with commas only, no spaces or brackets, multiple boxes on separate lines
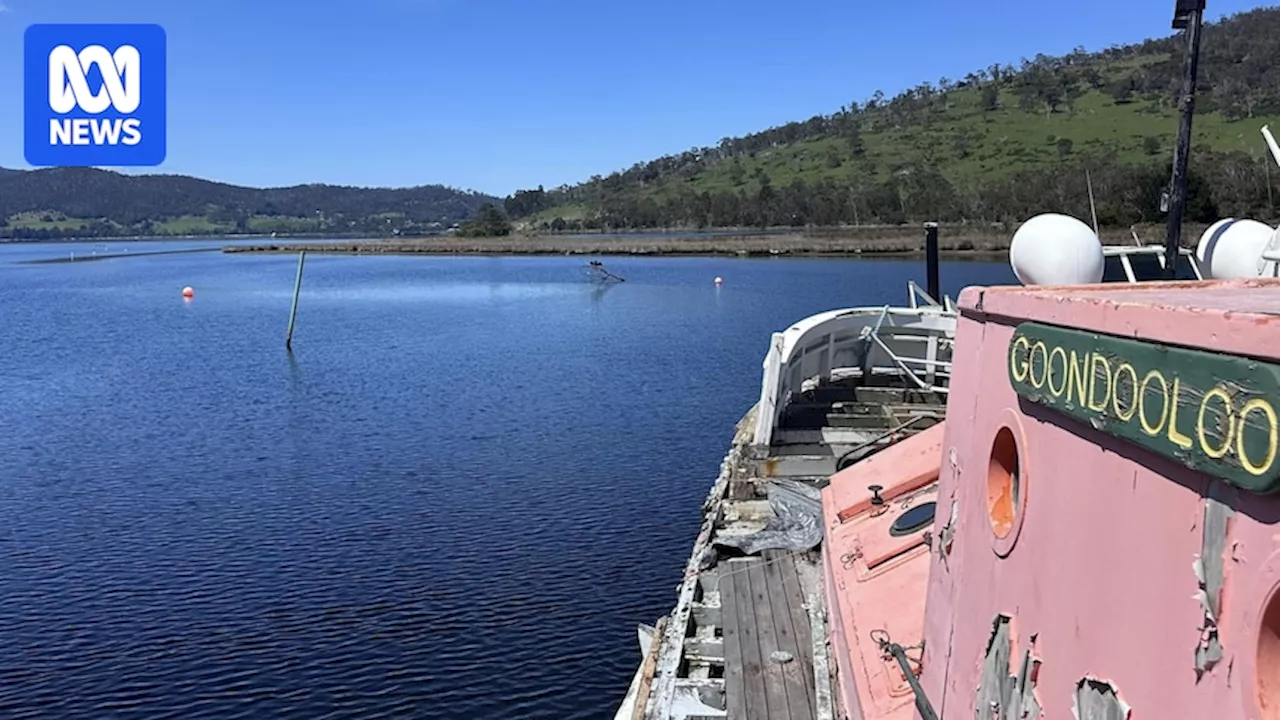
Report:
48,44,144,147
24,24,167,167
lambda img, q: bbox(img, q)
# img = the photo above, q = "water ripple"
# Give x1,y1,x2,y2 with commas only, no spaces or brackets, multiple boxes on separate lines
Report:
0,250,1016,718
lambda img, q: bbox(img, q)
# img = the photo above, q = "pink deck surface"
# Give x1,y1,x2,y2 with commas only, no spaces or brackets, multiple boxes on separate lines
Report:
822,423,944,720
912,280,1280,719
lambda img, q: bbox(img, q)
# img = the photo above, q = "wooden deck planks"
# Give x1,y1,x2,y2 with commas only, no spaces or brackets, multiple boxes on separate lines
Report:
721,553,818,719
722,566,748,720
764,550,817,716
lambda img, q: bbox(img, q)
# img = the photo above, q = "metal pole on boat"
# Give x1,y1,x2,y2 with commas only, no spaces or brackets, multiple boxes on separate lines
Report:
924,222,940,302
1086,168,1100,235
285,250,307,352
1162,0,1206,280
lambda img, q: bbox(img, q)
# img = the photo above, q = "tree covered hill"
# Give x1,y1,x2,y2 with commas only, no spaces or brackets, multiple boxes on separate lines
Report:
0,167,498,240
507,6,1280,231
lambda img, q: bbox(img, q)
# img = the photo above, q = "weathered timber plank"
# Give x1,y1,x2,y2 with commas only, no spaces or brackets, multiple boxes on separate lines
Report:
807,592,835,720
645,427,745,719
746,559,792,718
631,617,667,720
765,550,818,716
734,560,768,718
722,567,747,720
684,637,724,662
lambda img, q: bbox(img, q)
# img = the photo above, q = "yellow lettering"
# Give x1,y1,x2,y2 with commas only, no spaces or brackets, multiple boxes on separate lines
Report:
1087,353,1112,412
1048,346,1068,397
1029,341,1048,389
1067,350,1089,406
1237,398,1279,477
1010,335,1030,383
1197,387,1235,459
1112,363,1138,422
1165,378,1193,450
1138,370,1169,436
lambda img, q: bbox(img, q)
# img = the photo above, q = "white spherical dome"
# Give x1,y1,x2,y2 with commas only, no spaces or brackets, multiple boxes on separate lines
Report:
1195,218,1274,279
1009,214,1104,286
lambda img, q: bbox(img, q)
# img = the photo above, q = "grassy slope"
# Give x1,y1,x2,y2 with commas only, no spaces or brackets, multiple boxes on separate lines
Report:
527,51,1280,225
8,212,300,236
6,212,428,237
0,170,491,237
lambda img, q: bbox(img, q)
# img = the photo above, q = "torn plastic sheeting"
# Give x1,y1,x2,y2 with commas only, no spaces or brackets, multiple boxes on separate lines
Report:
715,479,823,555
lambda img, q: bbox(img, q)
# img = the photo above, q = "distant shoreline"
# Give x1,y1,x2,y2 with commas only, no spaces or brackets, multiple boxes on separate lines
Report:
6,223,1200,259
220,231,1015,259
220,225,1194,259
221,235,1004,259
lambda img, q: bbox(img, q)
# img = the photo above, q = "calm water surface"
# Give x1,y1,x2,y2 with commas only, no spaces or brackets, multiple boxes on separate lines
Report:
0,242,1016,719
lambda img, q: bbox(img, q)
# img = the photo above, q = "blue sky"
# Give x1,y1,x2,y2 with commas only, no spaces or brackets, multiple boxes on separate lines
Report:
0,0,1267,195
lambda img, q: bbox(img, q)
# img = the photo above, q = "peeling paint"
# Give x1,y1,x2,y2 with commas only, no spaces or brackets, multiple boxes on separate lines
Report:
975,615,1042,720
1194,496,1234,678
1071,677,1131,720
938,493,958,571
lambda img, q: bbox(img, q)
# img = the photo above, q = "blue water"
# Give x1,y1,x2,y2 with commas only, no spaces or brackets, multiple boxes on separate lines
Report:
0,243,1016,719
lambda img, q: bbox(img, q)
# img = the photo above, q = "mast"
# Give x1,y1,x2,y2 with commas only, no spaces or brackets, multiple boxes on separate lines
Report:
1163,0,1207,279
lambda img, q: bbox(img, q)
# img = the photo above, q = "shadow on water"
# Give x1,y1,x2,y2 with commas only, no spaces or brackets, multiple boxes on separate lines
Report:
590,282,620,305
286,352,303,397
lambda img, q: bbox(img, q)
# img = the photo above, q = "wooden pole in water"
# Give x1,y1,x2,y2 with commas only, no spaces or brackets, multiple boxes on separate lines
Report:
285,250,307,352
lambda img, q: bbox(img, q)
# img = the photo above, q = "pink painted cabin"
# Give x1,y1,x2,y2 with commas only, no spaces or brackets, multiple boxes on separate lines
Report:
919,279,1280,719
824,279,1280,720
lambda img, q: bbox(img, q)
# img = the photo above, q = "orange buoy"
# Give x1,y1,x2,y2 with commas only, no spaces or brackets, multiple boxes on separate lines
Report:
182,286,195,298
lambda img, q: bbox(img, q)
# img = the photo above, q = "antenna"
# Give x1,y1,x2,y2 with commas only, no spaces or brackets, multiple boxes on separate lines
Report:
1086,168,1100,235
1163,0,1207,280
1255,124,1280,277
1263,125,1280,169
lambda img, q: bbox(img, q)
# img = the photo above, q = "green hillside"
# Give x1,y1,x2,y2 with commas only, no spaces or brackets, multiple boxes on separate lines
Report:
507,6,1280,231
0,168,498,241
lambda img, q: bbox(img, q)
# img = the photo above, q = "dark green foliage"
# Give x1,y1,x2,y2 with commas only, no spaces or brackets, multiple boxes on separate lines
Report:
981,84,1000,111
457,203,512,237
504,186,551,218
0,167,497,239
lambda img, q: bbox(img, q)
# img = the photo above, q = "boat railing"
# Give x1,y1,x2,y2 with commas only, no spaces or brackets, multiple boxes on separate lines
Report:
907,280,953,312
1102,243,1203,282
752,292,957,448
865,327,952,392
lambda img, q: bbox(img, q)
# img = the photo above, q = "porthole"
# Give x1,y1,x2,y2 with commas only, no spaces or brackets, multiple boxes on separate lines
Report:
1258,582,1280,720
890,501,936,537
988,427,1020,538
988,409,1029,558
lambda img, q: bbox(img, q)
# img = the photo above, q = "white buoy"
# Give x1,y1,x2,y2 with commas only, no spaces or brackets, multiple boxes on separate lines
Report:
1195,218,1274,279
1009,213,1104,286
714,276,723,286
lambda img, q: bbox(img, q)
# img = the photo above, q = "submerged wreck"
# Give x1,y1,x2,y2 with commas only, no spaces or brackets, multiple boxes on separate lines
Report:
587,260,626,283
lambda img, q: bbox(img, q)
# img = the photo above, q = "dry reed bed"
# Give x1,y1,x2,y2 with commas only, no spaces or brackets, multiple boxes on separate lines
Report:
223,223,1202,258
